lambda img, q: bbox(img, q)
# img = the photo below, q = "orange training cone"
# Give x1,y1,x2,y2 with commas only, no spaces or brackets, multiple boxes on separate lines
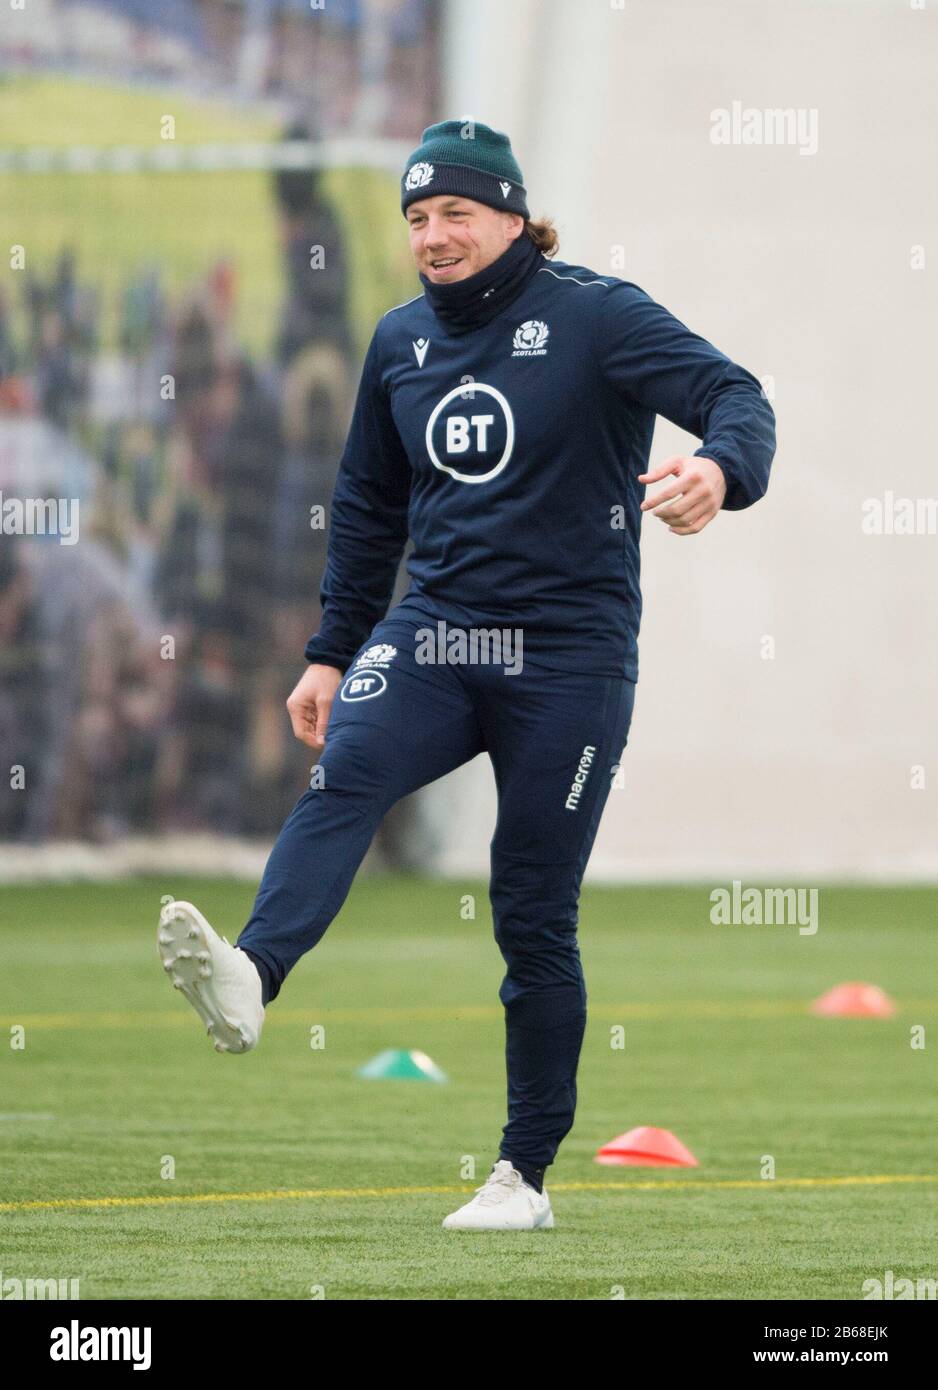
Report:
811,983,895,1018
595,1126,698,1167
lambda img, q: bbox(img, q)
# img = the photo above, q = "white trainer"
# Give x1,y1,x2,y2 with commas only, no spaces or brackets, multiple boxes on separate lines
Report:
157,899,264,1054
442,1160,555,1231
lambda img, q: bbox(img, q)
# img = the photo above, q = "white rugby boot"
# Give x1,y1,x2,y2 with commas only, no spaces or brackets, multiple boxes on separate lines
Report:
442,1160,555,1231
158,899,264,1054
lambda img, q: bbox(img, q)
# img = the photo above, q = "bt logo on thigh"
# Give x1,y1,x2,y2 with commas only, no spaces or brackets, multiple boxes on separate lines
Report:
340,669,387,702
340,641,398,701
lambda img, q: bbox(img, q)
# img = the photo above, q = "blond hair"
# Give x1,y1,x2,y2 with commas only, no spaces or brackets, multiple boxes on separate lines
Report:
524,215,559,258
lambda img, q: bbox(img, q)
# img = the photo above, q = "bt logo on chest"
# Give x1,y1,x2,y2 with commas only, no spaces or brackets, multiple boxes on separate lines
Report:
425,382,515,484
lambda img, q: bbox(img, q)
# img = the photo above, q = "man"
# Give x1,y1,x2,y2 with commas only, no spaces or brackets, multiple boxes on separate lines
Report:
158,119,775,1231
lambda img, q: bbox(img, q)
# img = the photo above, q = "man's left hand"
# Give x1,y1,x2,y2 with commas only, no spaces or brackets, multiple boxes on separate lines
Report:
637,456,727,535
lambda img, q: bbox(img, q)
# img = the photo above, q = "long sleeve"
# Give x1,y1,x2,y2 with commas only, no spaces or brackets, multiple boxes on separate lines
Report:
304,326,412,672
595,280,776,510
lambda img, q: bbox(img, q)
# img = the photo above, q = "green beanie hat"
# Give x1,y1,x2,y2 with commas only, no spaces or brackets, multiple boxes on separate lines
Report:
401,119,530,220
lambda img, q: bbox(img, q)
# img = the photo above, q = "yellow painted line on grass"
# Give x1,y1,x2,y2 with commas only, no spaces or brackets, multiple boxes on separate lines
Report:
3,1173,937,1214
1,1000,933,1029
556,1174,938,1193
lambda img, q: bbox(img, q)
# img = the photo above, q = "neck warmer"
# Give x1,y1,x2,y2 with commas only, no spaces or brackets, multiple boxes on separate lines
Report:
419,233,544,335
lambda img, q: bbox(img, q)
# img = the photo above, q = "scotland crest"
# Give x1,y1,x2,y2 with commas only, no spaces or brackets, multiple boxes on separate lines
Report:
404,161,434,191
511,320,550,356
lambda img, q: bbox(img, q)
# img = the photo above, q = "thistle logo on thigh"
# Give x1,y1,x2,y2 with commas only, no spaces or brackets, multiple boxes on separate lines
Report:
425,382,515,484
340,669,387,702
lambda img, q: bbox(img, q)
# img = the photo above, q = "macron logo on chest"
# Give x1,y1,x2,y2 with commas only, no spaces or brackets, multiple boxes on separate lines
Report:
412,337,430,368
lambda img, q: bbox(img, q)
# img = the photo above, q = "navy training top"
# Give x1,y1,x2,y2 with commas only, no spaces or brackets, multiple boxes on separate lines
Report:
305,256,776,680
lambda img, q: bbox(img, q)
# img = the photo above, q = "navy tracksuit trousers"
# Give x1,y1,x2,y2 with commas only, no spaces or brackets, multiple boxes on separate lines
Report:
237,609,636,1179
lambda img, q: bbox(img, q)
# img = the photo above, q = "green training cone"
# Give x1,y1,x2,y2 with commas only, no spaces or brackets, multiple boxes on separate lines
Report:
356,1048,448,1082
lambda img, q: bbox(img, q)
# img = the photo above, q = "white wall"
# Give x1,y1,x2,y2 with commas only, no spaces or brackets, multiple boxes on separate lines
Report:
417,0,938,880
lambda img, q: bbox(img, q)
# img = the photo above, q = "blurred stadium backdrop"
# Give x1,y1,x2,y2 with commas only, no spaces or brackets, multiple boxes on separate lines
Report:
1,0,936,884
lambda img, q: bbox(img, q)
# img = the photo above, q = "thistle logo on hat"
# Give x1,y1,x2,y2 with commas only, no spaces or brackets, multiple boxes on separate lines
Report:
401,119,530,220
405,161,434,191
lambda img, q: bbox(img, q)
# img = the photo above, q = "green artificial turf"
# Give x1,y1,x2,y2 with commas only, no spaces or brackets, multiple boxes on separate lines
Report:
1,877,936,1299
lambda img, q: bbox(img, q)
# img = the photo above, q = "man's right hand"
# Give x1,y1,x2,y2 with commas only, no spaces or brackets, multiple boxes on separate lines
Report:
286,663,343,750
